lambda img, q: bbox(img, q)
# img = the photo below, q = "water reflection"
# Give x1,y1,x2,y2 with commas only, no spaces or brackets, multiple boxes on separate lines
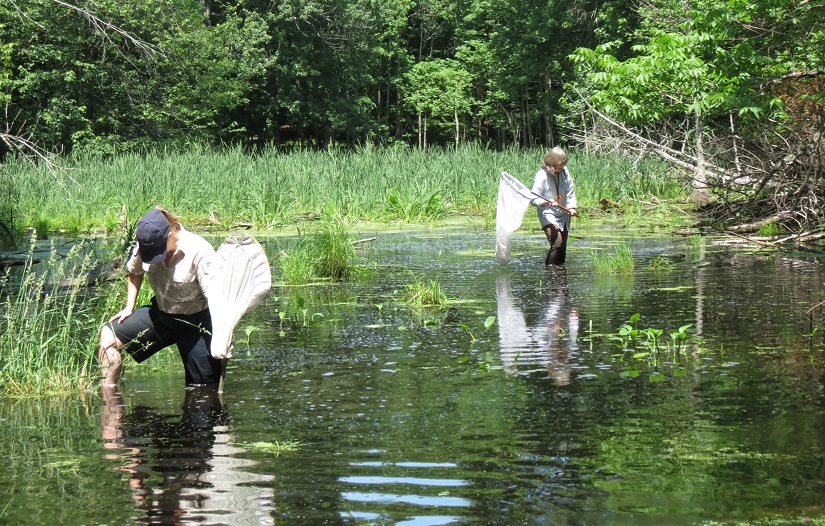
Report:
496,269,579,384
101,385,274,525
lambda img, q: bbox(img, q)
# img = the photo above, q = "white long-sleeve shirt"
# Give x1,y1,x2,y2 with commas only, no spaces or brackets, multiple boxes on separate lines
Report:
531,167,577,230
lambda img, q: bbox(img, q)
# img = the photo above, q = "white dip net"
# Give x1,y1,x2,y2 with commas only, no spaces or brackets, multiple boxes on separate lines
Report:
205,234,272,360
496,171,535,264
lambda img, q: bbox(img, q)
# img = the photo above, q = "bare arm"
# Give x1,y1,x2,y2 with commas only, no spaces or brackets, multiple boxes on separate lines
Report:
109,273,143,323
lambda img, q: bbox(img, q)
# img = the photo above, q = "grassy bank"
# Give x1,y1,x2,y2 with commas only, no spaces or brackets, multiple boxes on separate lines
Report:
8,143,689,236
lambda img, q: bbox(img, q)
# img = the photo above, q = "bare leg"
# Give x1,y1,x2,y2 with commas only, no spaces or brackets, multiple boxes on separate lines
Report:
99,325,125,386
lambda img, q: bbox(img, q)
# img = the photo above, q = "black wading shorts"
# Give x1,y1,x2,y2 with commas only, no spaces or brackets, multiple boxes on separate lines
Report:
107,298,223,385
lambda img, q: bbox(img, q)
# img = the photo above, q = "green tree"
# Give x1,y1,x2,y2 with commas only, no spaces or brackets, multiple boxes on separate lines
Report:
403,58,473,147
571,0,824,227
0,0,270,153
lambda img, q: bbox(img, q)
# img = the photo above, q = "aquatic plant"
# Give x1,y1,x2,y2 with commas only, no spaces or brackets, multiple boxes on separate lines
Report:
484,316,496,330
311,215,357,280
237,440,301,456
612,313,702,368
647,255,675,271
386,187,447,222
277,245,316,285
670,324,696,351
589,244,635,275
244,325,259,348
640,327,664,349
456,323,476,342
612,313,641,348
0,236,108,394
403,274,449,311
277,214,357,285
10,145,687,233
31,217,51,240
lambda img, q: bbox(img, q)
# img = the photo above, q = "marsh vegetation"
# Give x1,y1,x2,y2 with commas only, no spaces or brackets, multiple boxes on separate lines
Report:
5,146,685,243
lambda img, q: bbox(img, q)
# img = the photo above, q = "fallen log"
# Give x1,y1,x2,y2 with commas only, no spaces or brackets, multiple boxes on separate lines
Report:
726,212,794,233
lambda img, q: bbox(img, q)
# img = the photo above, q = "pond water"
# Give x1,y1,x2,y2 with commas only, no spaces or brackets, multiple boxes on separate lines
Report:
2,227,825,525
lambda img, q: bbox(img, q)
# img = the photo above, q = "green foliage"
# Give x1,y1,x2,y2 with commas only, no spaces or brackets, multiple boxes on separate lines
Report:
311,215,358,280
589,244,635,275
9,145,687,233
403,274,449,311
0,174,21,248
1,0,271,152
612,313,702,371
759,223,782,237
386,188,447,222
647,255,674,271
277,215,357,285
0,237,111,394
403,59,474,145
237,440,301,456
0,0,640,152
569,0,822,128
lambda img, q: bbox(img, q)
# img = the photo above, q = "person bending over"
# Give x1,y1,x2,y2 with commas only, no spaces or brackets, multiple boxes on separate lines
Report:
99,207,222,386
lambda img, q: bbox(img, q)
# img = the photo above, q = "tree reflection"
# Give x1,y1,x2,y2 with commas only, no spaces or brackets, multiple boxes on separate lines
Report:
496,269,579,384
101,385,274,525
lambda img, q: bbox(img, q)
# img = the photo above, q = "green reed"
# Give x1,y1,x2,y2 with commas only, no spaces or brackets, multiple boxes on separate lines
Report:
10,144,685,232
589,243,635,275
403,274,450,311
0,236,116,394
277,214,358,285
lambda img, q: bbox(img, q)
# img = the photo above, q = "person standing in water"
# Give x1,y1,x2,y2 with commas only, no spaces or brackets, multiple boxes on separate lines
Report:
531,147,578,265
98,206,223,386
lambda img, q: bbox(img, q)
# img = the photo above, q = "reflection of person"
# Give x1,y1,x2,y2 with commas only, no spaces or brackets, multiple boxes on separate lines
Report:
495,270,579,384
99,207,223,386
536,268,579,385
530,147,578,265
101,385,274,524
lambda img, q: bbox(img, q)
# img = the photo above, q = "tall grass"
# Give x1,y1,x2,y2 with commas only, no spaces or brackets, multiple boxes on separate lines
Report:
0,236,119,394
589,244,636,275
9,143,685,232
277,214,358,284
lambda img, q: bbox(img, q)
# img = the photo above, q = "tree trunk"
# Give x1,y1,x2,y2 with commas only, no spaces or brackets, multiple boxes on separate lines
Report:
395,91,403,141
691,111,710,205
418,112,422,149
454,109,459,148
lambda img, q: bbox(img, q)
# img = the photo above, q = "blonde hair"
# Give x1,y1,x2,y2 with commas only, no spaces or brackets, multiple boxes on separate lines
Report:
155,206,182,232
542,147,568,171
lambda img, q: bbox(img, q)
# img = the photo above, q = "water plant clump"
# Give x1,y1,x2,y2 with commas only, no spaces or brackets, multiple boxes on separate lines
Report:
610,313,703,380
589,243,635,275
237,440,302,456
277,214,358,285
402,274,450,311
647,255,675,271
0,237,113,394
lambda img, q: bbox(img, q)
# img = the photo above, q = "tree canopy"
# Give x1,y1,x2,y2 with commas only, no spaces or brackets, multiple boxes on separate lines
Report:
1,0,823,235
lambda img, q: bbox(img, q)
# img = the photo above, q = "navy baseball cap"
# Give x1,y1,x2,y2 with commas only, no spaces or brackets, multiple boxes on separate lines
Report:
136,208,171,265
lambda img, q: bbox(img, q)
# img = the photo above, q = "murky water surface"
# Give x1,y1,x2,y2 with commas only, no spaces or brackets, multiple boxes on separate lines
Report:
2,229,825,525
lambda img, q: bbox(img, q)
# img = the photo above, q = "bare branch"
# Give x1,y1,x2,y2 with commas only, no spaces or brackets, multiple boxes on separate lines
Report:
0,133,77,193
53,0,166,59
